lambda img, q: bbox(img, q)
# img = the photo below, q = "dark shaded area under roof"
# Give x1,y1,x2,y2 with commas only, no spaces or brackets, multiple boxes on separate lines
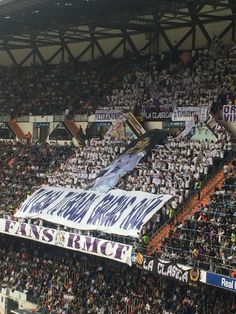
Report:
0,0,234,36
0,0,234,64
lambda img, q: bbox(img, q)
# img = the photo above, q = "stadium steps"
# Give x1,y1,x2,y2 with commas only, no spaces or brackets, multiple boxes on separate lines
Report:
63,120,80,140
148,166,226,254
7,119,27,141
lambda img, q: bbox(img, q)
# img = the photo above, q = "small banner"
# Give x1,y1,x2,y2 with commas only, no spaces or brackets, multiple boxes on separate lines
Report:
172,106,210,122
141,108,172,121
95,110,122,121
15,187,172,238
206,272,236,292
0,219,133,265
135,253,200,284
223,105,236,122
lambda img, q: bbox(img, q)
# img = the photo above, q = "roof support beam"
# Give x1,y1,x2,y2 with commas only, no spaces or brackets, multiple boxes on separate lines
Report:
0,1,234,56
33,50,36,67
197,3,205,13
139,34,157,54
194,16,211,44
122,29,139,57
89,27,106,58
175,28,193,50
229,0,236,41
108,39,124,56
32,43,46,65
229,0,236,14
46,46,62,65
91,41,95,59
159,26,174,51
4,43,18,67
60,35,75,64
153,13,173,51
19,49,34,67
192,24,196,50
188,4,211,45
219,21,233,39
233,20,236,41
75,43,92,61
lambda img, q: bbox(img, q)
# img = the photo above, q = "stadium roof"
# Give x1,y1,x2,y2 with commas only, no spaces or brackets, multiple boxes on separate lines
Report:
0,0,234,64
0,0,234,34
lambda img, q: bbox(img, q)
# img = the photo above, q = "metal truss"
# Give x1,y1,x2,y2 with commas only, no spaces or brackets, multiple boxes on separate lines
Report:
0,0,235,66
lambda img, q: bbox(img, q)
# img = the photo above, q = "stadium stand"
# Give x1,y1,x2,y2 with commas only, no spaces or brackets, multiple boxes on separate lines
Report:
0,142,74,217
0,57,234,311
0,235,235,314
0,43,235,119
0,1,236,313
45,136,129,190
160,160,236,276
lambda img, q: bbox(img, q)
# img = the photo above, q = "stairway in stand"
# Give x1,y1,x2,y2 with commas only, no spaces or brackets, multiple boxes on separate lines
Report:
63,120,80,140
7,119,27,141
148,166,226,254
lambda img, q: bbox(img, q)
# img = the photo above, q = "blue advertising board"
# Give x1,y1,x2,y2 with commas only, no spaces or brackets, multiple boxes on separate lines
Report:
206,272,236,292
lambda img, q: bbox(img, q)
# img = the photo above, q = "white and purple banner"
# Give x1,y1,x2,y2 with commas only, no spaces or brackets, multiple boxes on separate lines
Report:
95,110,122,121
223,105,236,122
172,106,210,122
1,219,133,265
15,187,172,237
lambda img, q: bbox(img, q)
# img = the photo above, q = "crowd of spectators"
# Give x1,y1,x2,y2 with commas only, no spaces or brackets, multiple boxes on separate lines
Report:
160,160,236,276
0,59,116,116
0,141,74,217
45,135,129,189
100,43,236,113
0,42,236,117
0,40,235,314
0,235,236,314
0,116,230,242
0,115,232,250
116,123,231,239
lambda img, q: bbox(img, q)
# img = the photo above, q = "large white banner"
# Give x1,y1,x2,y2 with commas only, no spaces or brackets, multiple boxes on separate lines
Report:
15,187,172,237
0,219,133,265
172,106,210,121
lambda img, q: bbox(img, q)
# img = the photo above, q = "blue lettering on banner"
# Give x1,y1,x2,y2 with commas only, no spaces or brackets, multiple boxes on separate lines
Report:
21,188,64,214
47,191,99,223
87,194,136,227
63,192,99,223
120,197,162,230
206,272,236,292
16,187,172,237
47,191,76,215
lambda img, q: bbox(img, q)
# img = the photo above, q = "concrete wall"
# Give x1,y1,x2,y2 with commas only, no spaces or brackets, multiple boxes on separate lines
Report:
144,121,163,131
